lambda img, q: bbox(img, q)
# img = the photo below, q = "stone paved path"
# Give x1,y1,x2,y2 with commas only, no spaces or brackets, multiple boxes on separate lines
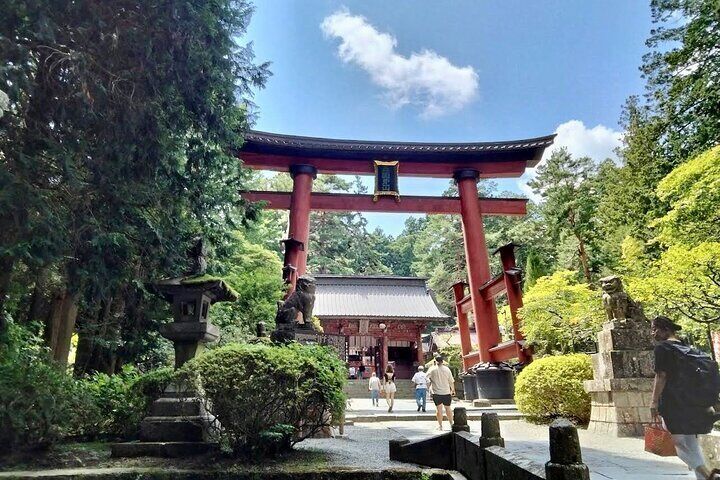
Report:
299,411,697,479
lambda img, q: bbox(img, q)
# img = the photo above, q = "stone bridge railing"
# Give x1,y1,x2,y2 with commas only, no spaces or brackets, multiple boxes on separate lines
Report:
389,408,590,480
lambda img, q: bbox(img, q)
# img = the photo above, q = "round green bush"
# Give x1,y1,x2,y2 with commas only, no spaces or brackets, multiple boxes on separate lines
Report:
181,342,346,456
514,354,593,423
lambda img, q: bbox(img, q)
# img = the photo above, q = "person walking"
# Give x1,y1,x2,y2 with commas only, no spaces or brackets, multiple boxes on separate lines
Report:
368,371,381,407
358,364,366,380
651,316,720,480
426,355,455,430
383,364,397,413
411,365,428,412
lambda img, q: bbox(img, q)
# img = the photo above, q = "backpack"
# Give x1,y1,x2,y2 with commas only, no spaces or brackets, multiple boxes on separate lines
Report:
667,342,720,407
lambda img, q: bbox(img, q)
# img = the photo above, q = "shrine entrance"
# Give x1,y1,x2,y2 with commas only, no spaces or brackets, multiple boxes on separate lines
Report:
239,130,555,380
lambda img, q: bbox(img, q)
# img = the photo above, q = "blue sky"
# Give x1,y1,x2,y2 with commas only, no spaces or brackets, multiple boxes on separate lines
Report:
245,1,653,235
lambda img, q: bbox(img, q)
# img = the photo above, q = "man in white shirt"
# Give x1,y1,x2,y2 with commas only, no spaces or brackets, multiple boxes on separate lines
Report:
411,365,428,412
426,355,455,430
368,372,381,406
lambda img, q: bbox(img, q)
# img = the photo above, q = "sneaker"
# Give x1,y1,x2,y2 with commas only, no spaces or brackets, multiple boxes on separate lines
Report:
422,408,426,412
417,406,421,412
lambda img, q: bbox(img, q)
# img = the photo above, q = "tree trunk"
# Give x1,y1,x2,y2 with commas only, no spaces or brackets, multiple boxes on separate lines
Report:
74,298,116,376
46,289,80,367
0,255,15,321
25,265,50,324
576,235,592,285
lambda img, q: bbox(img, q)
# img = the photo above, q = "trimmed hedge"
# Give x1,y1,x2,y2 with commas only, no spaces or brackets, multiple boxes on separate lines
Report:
514,354,593,423
181,342,346,456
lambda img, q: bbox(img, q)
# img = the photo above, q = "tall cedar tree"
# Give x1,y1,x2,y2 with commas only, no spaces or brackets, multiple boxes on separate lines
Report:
527,149,599,285
0,1,269,369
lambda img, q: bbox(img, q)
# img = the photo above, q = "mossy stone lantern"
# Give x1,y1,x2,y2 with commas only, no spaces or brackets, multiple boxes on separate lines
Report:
150,275,237,368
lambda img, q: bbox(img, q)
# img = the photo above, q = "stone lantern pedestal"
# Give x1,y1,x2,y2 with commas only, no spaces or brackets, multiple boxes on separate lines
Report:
112,276,237,457
584,321,654,436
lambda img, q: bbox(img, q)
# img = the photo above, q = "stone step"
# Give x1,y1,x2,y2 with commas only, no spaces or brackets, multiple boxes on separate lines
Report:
344,379,419,399
139,415,213,443
111,441,217,458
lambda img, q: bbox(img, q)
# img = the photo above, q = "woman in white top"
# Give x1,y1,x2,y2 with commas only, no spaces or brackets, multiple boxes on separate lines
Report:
383,364,397,412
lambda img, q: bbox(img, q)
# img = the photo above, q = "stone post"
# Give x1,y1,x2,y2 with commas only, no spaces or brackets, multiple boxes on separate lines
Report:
479,412,505,448
584,275,654,437
452,407,470,432
545,418,590,480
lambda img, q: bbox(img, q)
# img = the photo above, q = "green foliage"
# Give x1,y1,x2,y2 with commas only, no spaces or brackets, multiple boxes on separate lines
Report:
77,366,174,440
655,146,720,246
626,243,720,345
523,250,546,291
528,148,600,283
0,0,269,369
0,324,89,452
426,345,462,377
519,271,605,355
515,354,593,424
180,343,346,456
210,231,285,341
642,0,720,164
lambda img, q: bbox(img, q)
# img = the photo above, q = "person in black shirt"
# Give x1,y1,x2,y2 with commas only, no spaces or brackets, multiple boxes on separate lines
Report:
651,316,719,480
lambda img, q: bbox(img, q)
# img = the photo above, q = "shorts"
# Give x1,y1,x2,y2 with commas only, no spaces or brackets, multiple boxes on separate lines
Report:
432,394,452,406
384,382,397,394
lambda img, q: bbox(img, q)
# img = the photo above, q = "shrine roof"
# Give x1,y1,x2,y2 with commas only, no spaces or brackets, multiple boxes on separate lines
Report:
240,130,556,173
313,275,450,321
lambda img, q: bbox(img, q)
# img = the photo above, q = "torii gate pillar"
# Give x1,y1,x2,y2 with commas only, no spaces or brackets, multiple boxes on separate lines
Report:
283,164,317,289
454,169,501,363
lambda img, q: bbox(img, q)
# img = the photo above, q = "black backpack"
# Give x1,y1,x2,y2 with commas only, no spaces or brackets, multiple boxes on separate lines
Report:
668,342,720,407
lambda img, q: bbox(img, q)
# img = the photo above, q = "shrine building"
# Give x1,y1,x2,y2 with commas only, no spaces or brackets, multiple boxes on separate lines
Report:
313,275,448,379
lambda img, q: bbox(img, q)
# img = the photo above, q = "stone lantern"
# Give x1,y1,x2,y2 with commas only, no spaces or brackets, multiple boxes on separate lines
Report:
112,238,238,457
151,277,236,368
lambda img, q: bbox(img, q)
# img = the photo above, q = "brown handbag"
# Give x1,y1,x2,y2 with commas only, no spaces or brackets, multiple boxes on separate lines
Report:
644,422,677,457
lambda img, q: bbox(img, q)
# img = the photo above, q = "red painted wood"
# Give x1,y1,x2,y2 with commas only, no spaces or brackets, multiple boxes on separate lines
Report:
488,340,520,363
288,171,314,277
462,352,481,364
452,282,473,370
498,244,532,364
242,191,527,216
457,173,501,364
240,152,529,178
479,275,507,301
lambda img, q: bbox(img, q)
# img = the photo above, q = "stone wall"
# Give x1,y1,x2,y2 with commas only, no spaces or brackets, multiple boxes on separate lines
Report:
389,409,589,480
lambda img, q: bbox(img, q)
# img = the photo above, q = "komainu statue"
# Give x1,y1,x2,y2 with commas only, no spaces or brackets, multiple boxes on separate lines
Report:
600,275,647,325
271,275,316,343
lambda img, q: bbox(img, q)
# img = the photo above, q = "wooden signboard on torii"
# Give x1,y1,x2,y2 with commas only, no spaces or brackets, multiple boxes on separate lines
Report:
238,130,554,371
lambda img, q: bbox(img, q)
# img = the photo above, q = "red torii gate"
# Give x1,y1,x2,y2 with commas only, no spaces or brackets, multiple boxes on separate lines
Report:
239,130,554,370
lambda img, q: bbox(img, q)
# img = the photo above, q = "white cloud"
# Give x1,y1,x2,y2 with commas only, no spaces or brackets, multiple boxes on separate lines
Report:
321,9,478,118
518,120,623,201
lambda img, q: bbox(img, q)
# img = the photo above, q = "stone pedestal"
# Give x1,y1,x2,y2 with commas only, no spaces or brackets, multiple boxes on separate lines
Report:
584,321,654,437
113,275,236,457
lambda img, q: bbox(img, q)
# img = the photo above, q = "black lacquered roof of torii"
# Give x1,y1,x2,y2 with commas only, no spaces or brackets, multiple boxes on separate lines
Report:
240,130,556,168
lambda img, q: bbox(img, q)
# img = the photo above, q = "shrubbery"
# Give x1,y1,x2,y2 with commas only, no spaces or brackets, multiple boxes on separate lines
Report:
514,354,593,424
181,342,346,456
78,365,174,440
0,323,173,453
0,324,88,452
